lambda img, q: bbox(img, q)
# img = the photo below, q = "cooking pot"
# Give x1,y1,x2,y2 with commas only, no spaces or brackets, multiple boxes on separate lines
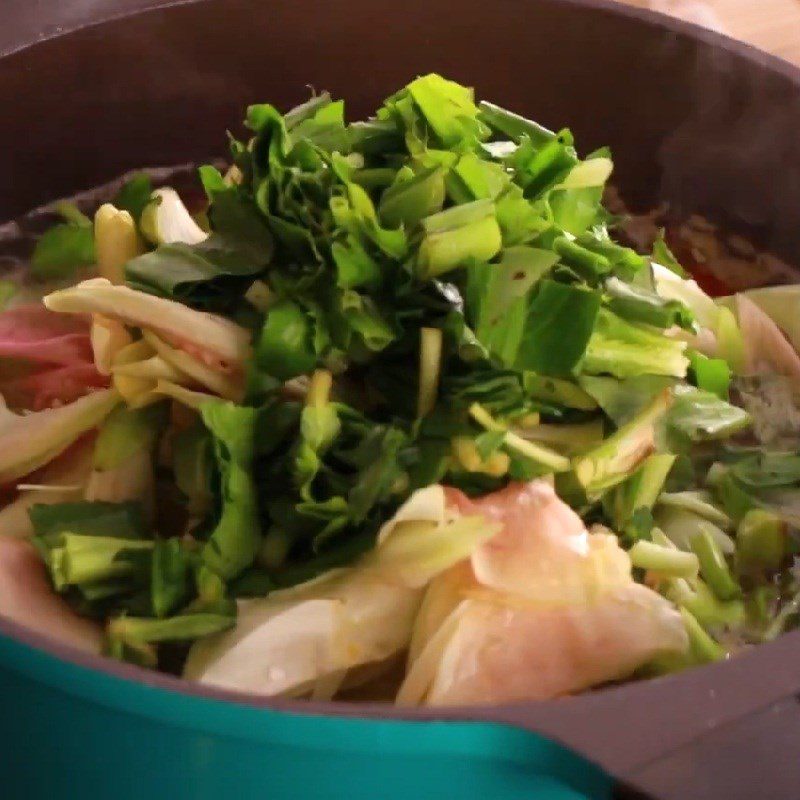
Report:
1,2,800,797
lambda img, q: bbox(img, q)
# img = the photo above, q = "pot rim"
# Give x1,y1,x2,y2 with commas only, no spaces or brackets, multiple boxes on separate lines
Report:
2,0,800,761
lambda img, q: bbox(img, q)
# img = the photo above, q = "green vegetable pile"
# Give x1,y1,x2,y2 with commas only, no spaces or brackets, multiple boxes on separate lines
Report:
20,74,800,673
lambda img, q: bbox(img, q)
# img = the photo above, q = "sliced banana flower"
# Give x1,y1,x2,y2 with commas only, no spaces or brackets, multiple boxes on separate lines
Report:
94,203,144,284
0,389,118,484
151,381,217,410
113,355,185,382
652,262,720,330
110,339,184,408
142,330,244,402
44,278,251,373
110,334,242,407
139,188,208,246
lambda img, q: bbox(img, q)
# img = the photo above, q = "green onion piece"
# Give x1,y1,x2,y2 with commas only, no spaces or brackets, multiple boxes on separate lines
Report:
763,593,800,641
629,540,699,578
468,402,569,472
746,585,779,631
478,101,556,146
151,538,191,618
50,534,153,588
689,352,731,400
258,527,293,570
554,236,612,277
716,306,746,374
680,608,727,664
195,565,227,605
665,577,745,629
514,419,605,456
417,327,443,418
351,168,398,190
523,373,598,410
108,612,235,645
573,390,672,495
691,526,742,601
105,634,157,668
606,453,677,531
736,508,786,575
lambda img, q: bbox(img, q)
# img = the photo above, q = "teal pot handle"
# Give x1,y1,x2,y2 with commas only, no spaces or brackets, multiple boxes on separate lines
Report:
0,624,613,800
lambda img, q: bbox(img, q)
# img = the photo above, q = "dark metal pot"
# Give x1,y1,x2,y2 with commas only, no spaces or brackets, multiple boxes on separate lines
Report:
1,2,799,798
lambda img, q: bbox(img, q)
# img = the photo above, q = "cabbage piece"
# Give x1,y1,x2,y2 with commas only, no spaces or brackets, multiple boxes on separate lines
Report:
44,279,251,373
447,480,631,604
363,515,498,589
398,479,687,706
199,401,261,580
735,294,800,386
184,573,421,698
582,309,689,379
376,484,448,544
417,327,442,418
728,285,800,354
0,389,118,483
407,562,474,667
0,536,102,654
0,440,94,538
139,188,208,246
398,585,687,706
656,491,732,529
85,404,167,520
652,262,720,330
184,486,495,696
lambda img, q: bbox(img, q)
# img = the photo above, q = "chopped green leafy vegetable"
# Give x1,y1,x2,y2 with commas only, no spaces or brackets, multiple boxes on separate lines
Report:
31,203,95,279
113,173,154,222
200,401,261,579
516,280,600,376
